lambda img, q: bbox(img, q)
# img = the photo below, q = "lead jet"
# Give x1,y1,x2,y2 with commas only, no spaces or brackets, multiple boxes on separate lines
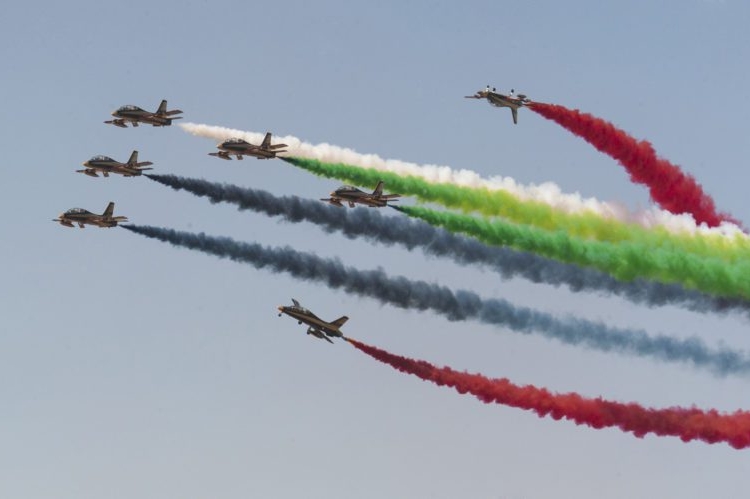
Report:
465,85,531,124
277,299,348,344
209,133,288,160
321,180,401,208
53,202,128,228
105,99,183,128
77,150,154,178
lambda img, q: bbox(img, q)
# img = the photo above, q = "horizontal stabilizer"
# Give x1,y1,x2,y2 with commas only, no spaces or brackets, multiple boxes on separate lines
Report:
164,109,183,116
269,144,288,149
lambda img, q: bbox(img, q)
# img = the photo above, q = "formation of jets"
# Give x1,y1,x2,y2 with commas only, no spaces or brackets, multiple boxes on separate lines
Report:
465,85,531,124
277,299,348,344
53,202,127,228
77,150,153,178
209,133,288,160
105,99,183,128
321,180,401,208
62,86,522,343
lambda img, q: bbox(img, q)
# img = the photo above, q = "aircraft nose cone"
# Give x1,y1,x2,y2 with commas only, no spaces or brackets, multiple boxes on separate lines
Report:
277,306,284,312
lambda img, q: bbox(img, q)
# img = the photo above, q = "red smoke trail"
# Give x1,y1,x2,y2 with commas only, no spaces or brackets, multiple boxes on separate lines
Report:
347,338,750,449
528,102,740,229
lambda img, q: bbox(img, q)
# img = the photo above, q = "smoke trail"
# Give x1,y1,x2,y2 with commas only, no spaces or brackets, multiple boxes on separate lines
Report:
180,122,744,238
347,338,750,449
281,157,750,263
396,205,750,300
528,102,741,228
145,173,750,316
121,224,750,376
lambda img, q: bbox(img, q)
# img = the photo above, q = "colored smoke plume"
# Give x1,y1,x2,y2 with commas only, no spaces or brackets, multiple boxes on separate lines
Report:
121,224,750,376
529,102,741,229
145,173,750,316
347,338,750,449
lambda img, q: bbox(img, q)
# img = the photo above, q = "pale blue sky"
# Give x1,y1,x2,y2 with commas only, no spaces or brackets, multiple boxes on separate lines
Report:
2,1,750,498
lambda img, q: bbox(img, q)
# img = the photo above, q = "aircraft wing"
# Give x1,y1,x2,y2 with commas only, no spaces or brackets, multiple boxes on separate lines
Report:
209,152,232,160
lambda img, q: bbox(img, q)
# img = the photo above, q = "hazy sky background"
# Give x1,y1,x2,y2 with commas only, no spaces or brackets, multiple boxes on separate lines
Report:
2,1,750,498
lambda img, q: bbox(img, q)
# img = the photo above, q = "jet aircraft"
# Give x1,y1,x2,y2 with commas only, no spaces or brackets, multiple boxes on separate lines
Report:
209,133,288,160
105,99,183,128
77,150,154,177
277,299,348,344
53,202,128,228
321,180,401,208
465,85,531,124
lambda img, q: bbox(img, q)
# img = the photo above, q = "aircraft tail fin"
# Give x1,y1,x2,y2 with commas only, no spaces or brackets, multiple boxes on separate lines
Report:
261,132,272,149
102,202,115,219
372,181,384,198
511,108,518,125
330,316,349,329
128,150,139,165
157,99,168,115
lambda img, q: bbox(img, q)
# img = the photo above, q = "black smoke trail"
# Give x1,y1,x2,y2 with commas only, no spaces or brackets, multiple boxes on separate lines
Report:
121,224,750,377
145,174,750,317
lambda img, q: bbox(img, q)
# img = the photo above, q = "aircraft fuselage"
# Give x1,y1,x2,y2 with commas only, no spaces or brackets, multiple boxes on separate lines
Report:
217,142,277,160
277,306,344,337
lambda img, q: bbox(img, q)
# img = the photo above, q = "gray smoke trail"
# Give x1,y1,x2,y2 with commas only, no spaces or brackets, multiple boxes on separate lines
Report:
146,174,750,317
122,224,750,377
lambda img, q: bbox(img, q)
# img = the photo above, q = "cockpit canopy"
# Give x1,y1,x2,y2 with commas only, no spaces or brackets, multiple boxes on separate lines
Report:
336,185,358,192
224,137,248,144
117,105,142,112
90,155,113,162
65,208,90,215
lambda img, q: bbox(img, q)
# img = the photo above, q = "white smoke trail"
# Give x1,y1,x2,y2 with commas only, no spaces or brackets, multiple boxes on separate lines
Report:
180,122,746,239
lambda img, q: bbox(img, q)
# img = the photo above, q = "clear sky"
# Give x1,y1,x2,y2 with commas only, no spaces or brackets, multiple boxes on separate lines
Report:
2,1,750,498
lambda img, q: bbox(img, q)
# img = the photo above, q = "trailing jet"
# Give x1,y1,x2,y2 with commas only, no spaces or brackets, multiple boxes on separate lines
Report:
321,180,401,208
209,133,288,160
77,150,154,177
53,202,128,229
277,299,348,344
105,99,183,128
465,85,531,124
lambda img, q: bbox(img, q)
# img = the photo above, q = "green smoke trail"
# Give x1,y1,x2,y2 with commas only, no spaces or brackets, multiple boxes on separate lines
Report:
282,157,750,263
395,205,750,300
